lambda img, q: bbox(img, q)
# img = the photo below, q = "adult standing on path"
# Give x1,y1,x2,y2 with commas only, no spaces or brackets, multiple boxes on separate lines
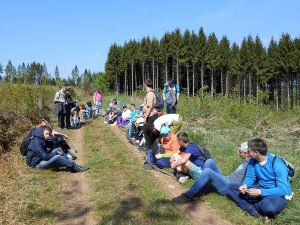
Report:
54,85,67,129
162,80,180,114
93,89,103,117
142,79,158,150
65,86,76,129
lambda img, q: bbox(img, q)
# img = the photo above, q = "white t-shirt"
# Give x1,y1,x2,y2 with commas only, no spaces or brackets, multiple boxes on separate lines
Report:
122,109,131,120
154,114,180,131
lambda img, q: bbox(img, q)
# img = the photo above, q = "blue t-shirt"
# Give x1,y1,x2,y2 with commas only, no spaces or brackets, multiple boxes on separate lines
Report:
180,143,205,168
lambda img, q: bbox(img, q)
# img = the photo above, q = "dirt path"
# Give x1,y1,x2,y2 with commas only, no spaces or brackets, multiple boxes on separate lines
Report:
109,126,231,225
56,127,95,225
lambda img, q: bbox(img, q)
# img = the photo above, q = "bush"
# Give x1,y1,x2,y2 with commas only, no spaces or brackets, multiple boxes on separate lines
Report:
0,83,57,155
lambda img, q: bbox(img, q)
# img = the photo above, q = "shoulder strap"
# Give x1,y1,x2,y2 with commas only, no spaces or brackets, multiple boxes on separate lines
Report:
271,155,277,187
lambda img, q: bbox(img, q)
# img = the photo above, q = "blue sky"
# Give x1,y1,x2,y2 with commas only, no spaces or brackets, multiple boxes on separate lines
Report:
0,0,299,78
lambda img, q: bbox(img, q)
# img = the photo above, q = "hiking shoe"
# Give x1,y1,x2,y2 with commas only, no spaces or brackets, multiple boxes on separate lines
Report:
76,166,90,172
179,176,189,184
172,193,194,204
143,162,153,170
262,216,270,224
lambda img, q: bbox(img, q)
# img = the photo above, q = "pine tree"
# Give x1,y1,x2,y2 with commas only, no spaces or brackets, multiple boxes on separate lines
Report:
218,36,230,96
205,33,220,97
180,29,192,96
190,31,199,96
149,37,160,89
197,27,207,97
71,65,80,86
171,28,183,86
4,60,14,83
54,65,60,83
229,42,242,100
160,33,172,83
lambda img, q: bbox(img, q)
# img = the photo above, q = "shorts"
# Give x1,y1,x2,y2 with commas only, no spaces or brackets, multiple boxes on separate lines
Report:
189,164,203,180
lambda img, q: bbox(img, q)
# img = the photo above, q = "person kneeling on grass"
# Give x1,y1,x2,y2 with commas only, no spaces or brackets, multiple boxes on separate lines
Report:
26,126,88,172
227,138,293,221
173,142,250,203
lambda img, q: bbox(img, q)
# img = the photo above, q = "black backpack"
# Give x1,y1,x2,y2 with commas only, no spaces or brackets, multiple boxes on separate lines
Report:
20,135,33,156
192,142,212,161
149,90,164,112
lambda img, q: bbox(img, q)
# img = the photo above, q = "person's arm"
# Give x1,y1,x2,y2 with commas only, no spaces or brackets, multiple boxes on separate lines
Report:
93,93,96,105
171,153,191,168
33,141,57,160
176,85,180,102
53,92,64,103
144,94,154,121
241,159,256,188
156,152,174,159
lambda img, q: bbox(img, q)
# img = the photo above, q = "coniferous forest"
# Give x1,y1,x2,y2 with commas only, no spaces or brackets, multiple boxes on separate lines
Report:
104,27,300,110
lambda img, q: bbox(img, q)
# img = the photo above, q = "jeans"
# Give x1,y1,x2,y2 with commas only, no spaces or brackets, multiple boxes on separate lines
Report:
95,101,102,116
186,159,230,198
35,148,78,171
65,107,72,128
143,114,158,147
58,111,65,128
166,103,176,114
227,183,287,217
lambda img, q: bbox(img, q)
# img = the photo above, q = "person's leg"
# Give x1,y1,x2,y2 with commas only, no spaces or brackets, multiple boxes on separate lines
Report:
95,101,100,116
155,158,171,169
166,104,172,114
203,159,222,174
170,105,176,114
255,196,287,217
99,101,102,115
227,183,260,217
35,154,78,170
170,117,183,134
186,168,227,197
143,115,157,147
66,108,71,128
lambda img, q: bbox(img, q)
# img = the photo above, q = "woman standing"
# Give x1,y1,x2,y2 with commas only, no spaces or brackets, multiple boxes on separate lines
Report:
93,89,103,117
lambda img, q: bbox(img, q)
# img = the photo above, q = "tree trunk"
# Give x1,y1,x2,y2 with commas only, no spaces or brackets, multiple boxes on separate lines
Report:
187,67,189,97
220,69,223,95
165,59,168,82
225,70,229,97
192,62,195,96
201,61,204,98
243,76,246,103
287,77,290,109
135,70,137,95
115,72,118,95
156,63,159,90
249,72,252,104
131,59,134,96
256,78,259,105
152,57,155,89
142,61,145,86
176,59,179,86
211,69,214,98
125,69,127,95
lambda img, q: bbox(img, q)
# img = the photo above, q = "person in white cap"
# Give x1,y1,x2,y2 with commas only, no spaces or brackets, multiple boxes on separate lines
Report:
173,141,250,203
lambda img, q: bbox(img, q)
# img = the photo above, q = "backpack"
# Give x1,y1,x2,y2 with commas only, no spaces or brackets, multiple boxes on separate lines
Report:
149,90,164,111
20,135,33,156
192,142,212,161
166,87,177,105
272,155,295,180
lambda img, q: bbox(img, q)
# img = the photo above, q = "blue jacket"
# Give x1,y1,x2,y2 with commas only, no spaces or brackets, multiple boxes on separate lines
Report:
243,153,292,197
26,128,56,167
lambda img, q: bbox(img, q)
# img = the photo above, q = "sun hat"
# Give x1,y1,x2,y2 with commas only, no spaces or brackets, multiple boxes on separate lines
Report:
239,142,248,152
160,125,171,136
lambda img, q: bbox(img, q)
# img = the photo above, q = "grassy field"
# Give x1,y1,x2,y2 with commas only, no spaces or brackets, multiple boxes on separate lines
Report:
84,118,191,225
105,93,300,225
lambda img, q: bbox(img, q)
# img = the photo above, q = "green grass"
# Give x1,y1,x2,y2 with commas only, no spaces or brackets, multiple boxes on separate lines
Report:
0,148,62,225
102,93,300,225
84,118,191,225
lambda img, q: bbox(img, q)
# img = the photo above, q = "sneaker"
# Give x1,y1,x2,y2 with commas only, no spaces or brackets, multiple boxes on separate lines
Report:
179,176,189,184
143,162,153,170
104,121,108,124
262,216,270,224
172,193,193,204
76,166,90,173
67,153,73,160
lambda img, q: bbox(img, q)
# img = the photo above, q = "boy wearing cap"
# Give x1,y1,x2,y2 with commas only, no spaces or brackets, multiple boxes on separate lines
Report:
116,103,131,126
173,140,250,202
147,126,181,168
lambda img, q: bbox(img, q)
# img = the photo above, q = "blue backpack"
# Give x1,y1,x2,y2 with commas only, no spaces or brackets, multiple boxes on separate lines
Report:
272,155,295,180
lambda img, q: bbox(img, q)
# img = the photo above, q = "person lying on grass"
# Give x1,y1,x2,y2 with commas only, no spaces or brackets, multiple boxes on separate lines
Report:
26,126,88,172
173,142,250,203
227,138,293,220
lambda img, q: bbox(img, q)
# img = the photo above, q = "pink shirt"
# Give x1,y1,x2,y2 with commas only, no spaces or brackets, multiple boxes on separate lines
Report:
93,92,102,102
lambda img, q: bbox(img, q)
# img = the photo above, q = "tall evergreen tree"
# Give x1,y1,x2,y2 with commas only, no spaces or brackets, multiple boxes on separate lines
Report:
4,60,14,83
54,65,60,83
149,37,160,89
171,28,183,86
229,42,242,99
180,29,192,96
197,27,207,97
159,33,172,82
190,31,200,96
71,65,80,86
205,33,220,97
218,36,230,96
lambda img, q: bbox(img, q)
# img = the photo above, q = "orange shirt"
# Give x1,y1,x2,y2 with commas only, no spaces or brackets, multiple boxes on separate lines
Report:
161,133,180,154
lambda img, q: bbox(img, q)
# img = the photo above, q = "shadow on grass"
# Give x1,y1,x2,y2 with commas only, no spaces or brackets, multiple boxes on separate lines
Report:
98,197,183,225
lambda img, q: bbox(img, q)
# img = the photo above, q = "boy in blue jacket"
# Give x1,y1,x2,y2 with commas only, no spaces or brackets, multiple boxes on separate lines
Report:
26,126,88,172
228,138,292,219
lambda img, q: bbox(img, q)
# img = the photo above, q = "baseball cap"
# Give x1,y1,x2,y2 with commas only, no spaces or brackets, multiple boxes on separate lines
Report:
122,103,127,108
239,142,248,152
160,126,170,136
164,81,170,86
